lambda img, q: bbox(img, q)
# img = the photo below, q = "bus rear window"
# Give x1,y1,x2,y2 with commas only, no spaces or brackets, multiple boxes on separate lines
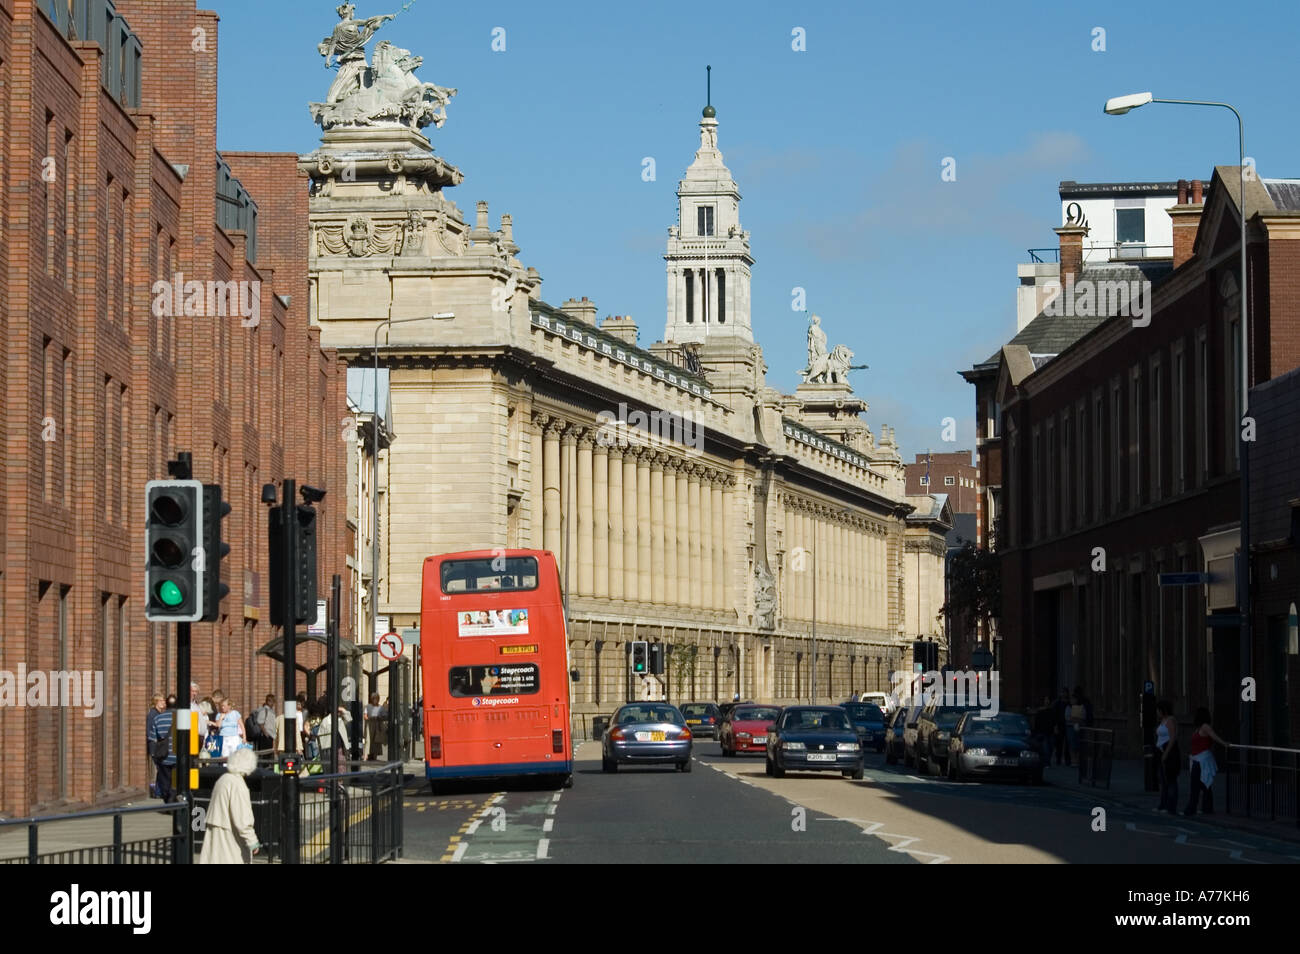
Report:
441,557,539,593
449,664,540,697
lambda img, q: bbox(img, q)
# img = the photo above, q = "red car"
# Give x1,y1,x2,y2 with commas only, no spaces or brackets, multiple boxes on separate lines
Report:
720,704,781,756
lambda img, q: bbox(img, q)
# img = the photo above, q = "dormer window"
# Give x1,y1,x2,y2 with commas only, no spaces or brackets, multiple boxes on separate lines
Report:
697,205,714,236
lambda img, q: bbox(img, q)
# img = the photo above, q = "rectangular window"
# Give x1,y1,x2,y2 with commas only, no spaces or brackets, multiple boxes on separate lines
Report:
919,475,929,486
1061,411,1071,534
45,111,56,276
685,270,694,323
1110,380,1122,515
1115,208,1145,245
1092,391,1103,522
1075,399,1087,527
1045,419,1057,537
105,175,115,323
697,205,714,236
441,556,539,594
1150,357,1162,502
1196,328,1208,483
1228,317,1241,472
1130,366,1142,509
1032,425,1042,541
99,593,109,792
1171,343,1185,494
58,585,69,800
943,475,954,486
43,338,53,501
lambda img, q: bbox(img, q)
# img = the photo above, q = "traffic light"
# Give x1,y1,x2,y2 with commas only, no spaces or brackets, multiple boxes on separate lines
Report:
145,479,204,622
648,642,664,675
201,484,231,623
269,499,318,626
631,640,648,675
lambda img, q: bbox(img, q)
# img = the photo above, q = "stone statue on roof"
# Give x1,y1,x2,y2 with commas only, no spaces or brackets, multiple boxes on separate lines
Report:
310,4,457,132
801,314,856,385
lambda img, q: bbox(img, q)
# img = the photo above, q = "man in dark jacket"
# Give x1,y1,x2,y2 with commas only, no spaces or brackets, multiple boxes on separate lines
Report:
147,694,176,802
1032,696,1056,765
1052,688,1071,766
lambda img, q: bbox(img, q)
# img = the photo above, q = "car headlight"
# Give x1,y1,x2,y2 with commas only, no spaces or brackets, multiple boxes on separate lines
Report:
837,742,860,752
736,732,751,739
966,747,988,756
935,731,949,741
783,741,805,751
1021,750,1040,760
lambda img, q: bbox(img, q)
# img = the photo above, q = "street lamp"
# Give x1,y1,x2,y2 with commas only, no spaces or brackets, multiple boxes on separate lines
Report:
369,314,454,651
1104,92,1252,741
810,506,852,704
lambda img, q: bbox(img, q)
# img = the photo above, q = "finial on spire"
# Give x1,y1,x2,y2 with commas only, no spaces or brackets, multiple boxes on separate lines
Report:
702,65,716,118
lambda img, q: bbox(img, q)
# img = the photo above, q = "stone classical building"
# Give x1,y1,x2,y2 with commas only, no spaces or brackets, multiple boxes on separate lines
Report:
300,25,948,727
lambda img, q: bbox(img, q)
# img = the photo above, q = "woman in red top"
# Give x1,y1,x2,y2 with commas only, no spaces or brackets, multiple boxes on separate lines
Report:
1184,707,1228,816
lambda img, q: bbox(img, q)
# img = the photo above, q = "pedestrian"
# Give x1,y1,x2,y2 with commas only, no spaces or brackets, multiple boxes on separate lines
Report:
365,692,387,761
296,691,311,753
1032,695,1056,766
1155,700,1180,814
189,681,210,743
201,696,221,758
254,694,277,751
214,692,247,758
1184,706,1228,816
274,695,304,756
147,693,175,802
314,696,351,768
1052,688,1071,766
198,746,261,864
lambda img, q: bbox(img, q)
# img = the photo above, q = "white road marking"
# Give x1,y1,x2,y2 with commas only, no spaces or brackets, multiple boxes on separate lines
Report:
536,838,549,859
451,842,468,863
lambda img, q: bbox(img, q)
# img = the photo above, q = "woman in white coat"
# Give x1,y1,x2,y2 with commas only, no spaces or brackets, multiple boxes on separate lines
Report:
199,746,261,864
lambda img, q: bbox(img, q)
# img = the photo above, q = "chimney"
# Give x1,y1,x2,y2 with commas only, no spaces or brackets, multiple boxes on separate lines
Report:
559,296,598,327
600,314,639,346
1054,203,1089,292
1168,178,1205,269
475,201,490,232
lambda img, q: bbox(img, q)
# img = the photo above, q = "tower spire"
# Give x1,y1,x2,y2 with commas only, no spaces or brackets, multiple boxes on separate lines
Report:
703,65,715,118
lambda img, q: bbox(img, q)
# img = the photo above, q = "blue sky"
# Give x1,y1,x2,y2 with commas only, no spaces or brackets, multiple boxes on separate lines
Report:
213,0,1297,462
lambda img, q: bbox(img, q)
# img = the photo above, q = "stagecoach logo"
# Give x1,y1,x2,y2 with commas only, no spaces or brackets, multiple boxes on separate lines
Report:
472,696,521,707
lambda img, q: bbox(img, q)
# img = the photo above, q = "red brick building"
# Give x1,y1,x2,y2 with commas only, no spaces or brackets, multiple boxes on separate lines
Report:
903,451,977,513
0,0,351,817
995,168,1300,753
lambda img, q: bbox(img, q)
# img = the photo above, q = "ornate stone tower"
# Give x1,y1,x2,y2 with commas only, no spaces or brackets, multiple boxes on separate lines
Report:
663,90,754,346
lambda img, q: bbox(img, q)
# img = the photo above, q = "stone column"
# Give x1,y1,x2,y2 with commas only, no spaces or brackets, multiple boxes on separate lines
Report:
650,454,666,603
676,466,690,606
663,458,678,606
700,470,714,609
711,479,725,611
593,441,609,599
562,428,578,592
529,416,545,549
623,449,638,603
577,433,594,597
637,450,652,602
608,448,624,601
542,420,562,556
836,519,847,627
722,478,734,614
688,466,703,608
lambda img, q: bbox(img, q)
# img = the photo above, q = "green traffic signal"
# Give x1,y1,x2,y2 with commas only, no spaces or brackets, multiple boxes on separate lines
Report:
157,580,185,607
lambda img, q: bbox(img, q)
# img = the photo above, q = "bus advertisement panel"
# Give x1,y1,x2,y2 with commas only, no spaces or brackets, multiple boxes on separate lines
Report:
419,549,573,786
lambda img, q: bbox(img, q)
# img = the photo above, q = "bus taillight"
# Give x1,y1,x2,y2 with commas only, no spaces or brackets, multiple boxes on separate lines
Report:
552,730,564,753
429,735,442,759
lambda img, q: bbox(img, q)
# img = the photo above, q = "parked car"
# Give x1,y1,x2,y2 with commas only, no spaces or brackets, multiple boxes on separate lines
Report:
900,705,926,767
884,706,910,764
602,703,693,773
765,706,864,780
948,711,1043,784
915,702,983,775
680,702,722,740
840,702,887,753
859,692,895,714
720,704,781,756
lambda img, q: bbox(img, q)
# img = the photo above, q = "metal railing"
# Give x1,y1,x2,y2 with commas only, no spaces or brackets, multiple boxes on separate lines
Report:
1223,744,1300,827
1077,727,1114,788
295,761,404,863
0,801,188,864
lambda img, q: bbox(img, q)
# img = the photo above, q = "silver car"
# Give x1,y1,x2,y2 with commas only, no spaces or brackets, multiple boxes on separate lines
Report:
601,704,694,773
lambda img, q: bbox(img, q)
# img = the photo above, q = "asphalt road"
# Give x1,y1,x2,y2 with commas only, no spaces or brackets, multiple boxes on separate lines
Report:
398,741,1300,864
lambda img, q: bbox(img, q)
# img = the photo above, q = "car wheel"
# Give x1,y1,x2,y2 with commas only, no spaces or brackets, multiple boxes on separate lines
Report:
681,758,693,773
851,764,865,781
765,756,774,776
602,755,617,773
772,758,785,779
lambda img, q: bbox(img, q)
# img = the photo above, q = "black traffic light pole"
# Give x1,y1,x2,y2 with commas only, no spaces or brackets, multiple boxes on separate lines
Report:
279,479,300,864
167,452,195,865
328,573,341,864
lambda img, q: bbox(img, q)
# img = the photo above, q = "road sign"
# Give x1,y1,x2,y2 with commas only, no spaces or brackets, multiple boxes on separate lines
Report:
401,627,420,647
378,631,404,661
1158,572,1210,587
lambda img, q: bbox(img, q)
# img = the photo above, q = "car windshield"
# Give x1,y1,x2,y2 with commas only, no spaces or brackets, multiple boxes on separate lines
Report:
965,714,1031,736
843,704,884,721
681,704,713,716
735,707,779,722
616,706,684,726
782,709,850,731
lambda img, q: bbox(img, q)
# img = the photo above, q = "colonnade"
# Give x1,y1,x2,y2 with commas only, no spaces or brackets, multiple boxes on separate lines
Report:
783,499,889,633
531,414,734,611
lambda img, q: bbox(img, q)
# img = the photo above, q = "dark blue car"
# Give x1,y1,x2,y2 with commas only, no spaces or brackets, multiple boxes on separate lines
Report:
765,706,864,780
840,702,887,753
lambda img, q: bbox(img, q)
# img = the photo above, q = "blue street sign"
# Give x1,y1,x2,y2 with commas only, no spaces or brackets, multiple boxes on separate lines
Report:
1158,572,1210,587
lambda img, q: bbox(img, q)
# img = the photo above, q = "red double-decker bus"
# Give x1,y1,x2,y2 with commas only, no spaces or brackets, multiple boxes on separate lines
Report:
419,549,573,787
